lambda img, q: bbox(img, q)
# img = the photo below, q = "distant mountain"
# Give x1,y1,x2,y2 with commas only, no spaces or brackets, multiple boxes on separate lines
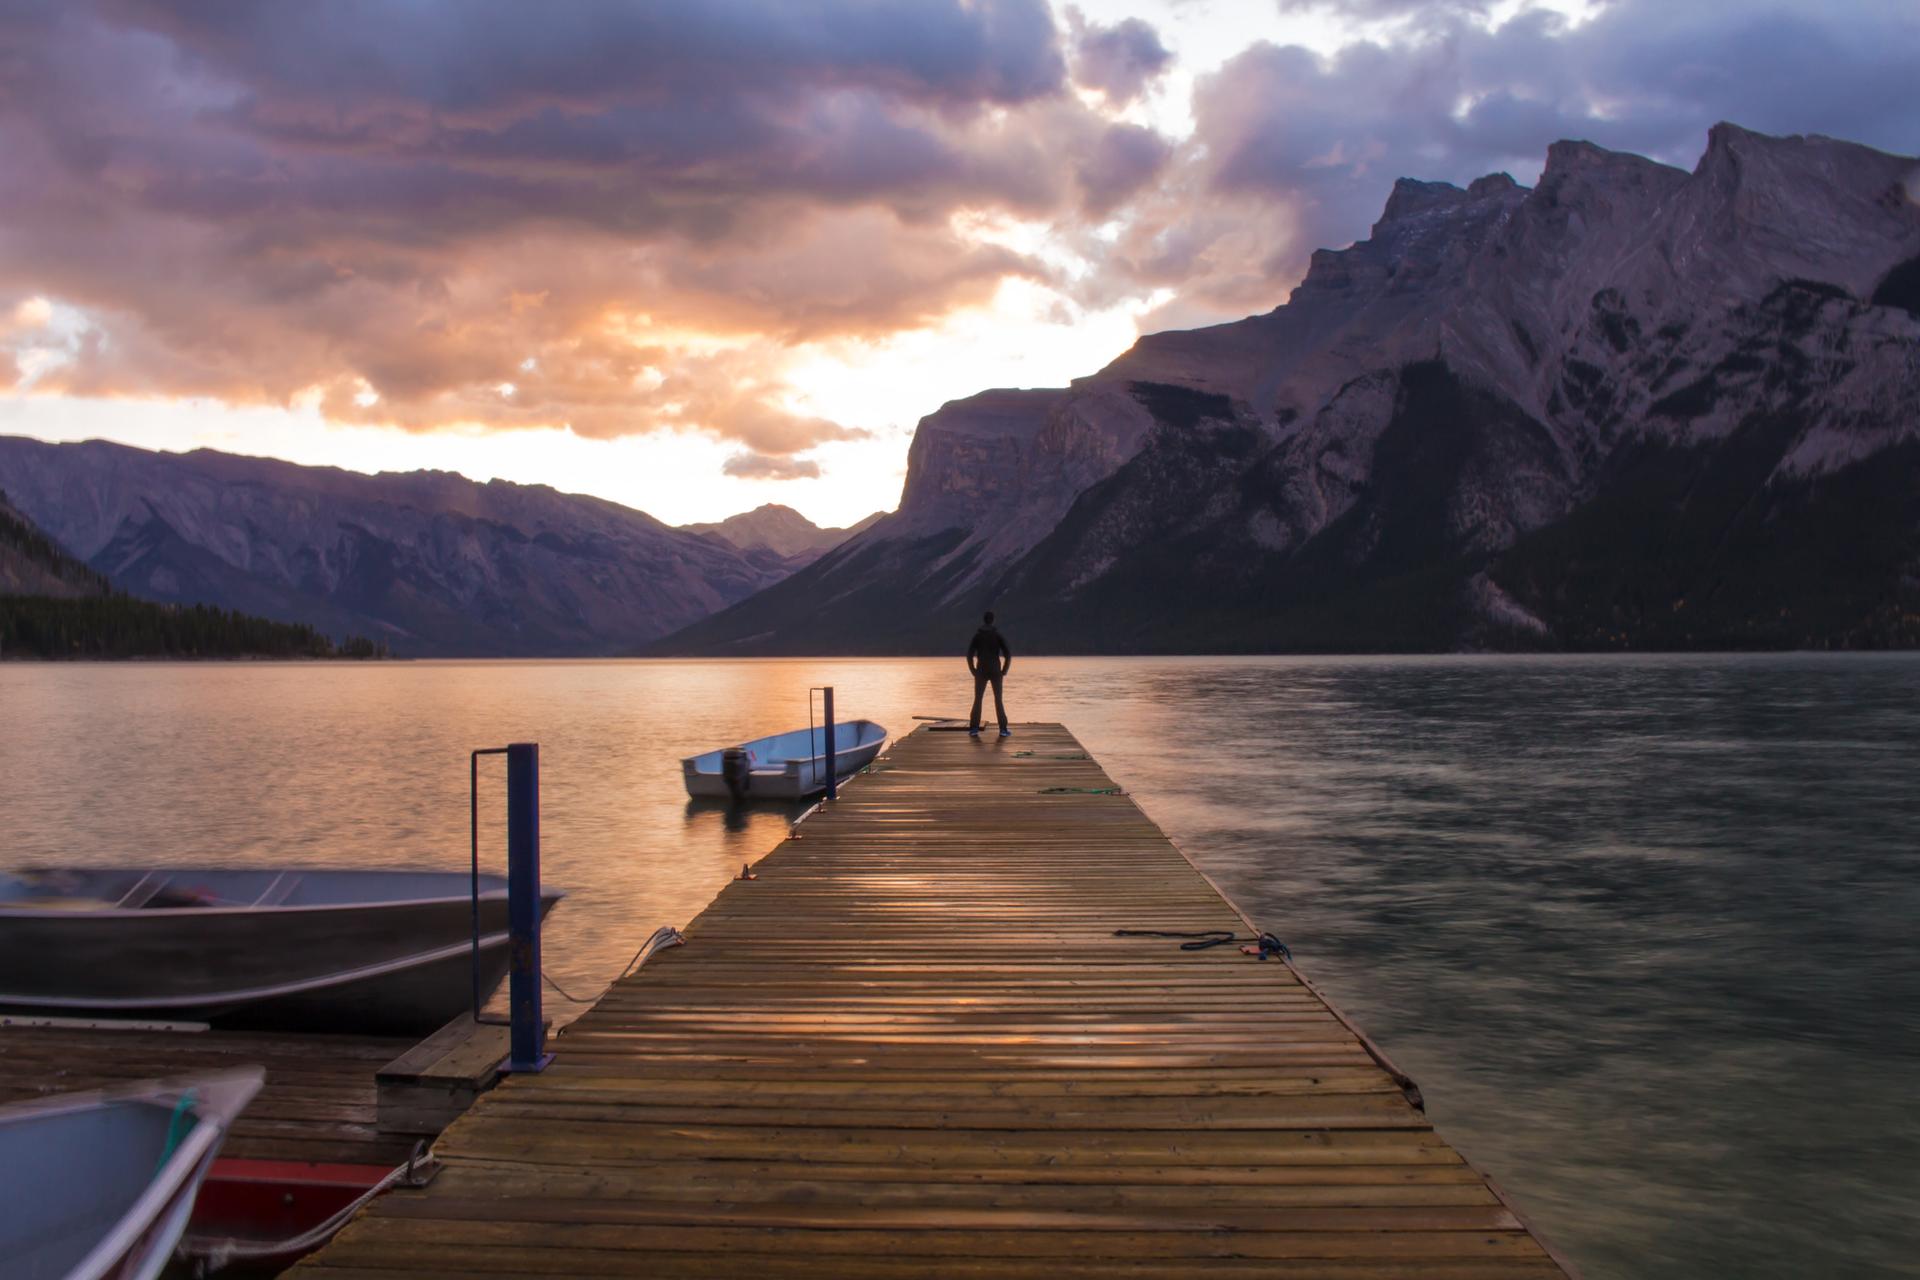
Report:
660,124,1920,655
682,504,886,566
1,487,351,659
0,440,798,656
0,489,108,598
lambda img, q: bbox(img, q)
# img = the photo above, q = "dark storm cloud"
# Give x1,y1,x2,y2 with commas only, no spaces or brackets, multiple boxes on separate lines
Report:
112,0,1067,115
1275,0,1493,20
0,0,1107,449
1103,0,1920,325
1077,123,1175,217
4,0,1916,440
1067,10,1174,105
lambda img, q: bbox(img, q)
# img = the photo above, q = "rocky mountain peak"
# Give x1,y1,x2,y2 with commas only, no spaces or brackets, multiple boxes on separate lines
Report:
681,502,884,563
1668,123,1920,299
1378,177,1470,226
660,122,1920,658
1534,139,1687,208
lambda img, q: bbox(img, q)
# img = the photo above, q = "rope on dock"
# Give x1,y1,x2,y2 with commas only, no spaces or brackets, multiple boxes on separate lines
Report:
191,1143,435,1270
541,926,687,1004
1113,928,1292,961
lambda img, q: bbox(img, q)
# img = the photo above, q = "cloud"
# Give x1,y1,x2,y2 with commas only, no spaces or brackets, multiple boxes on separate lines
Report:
1091,0,1920,328
1067,10,1174,105
1077,123,1175,217
722,451,822,480
0,0,1099,456
3,0,1918,456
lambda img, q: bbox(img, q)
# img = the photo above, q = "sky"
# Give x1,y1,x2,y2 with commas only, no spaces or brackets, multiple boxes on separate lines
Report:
2,1,1917,527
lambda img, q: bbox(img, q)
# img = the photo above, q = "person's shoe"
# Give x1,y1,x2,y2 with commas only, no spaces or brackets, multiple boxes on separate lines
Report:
999,727,1012,738
968,727,981,738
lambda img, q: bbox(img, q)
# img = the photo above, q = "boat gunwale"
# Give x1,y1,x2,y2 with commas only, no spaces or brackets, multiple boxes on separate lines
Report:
0,869,560,922
0,928,523,1012
4,1066,263,1280
681,720,888,777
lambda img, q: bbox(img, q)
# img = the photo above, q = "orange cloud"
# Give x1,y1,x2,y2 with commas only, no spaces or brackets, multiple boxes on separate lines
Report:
0,1,1156,461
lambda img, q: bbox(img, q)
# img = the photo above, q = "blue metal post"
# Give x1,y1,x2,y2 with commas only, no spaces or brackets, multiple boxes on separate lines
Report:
822,686,837,801
504,741,551,1072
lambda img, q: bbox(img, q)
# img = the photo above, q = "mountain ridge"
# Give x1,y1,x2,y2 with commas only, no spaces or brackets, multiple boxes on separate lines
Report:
657,124,1920,655
681,504,886,565
0,438,805,656
0,487,368,659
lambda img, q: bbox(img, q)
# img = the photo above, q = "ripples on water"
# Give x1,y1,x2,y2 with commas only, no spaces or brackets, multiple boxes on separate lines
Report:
3,653,1916,1278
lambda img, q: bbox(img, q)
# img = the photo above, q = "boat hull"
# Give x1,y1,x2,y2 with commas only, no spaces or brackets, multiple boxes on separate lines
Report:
0,1068,261,1280
0,870,562,1034
683,720,887,800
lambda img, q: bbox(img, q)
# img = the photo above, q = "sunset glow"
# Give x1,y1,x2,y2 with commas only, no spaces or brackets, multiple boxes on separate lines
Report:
2,0,1914,526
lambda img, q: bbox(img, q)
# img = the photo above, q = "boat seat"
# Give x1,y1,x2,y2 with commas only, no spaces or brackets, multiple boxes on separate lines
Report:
252,873,302,907
115,873,165,909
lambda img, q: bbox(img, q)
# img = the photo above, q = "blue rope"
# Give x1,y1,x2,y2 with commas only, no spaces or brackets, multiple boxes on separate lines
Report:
154,1090,197,1175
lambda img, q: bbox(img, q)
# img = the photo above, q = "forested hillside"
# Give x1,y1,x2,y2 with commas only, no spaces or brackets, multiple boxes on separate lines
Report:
1,489,385,659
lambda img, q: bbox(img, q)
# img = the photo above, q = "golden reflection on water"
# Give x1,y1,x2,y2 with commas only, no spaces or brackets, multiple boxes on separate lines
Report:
4,653,1919,1279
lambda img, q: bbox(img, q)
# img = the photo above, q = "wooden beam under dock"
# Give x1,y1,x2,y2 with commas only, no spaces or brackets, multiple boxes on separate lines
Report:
293,723,1572,1279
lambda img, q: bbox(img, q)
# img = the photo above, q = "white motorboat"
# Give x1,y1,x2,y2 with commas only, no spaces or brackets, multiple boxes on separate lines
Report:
682,720,887,800
0,868,562,1033
1,1068,264,1280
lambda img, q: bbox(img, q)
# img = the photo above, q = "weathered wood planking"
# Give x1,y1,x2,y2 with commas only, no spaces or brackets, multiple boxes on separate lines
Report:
0,1022,421,1166
294,724,1570,1279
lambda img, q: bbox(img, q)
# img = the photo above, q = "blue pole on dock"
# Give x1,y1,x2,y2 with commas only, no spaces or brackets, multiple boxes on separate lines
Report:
504,741,551,1073
823,686,837,801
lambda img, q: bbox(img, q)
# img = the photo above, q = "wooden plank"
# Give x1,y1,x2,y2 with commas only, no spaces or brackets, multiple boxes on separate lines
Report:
291,724,1572,1279
376,1014,512,1135
0,1021,459,1169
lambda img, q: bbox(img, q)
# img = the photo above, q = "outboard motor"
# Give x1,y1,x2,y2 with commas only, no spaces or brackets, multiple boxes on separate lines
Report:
721,747,752,802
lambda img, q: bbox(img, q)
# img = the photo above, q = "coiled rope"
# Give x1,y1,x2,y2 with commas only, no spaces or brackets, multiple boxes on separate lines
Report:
1113,928,1292,961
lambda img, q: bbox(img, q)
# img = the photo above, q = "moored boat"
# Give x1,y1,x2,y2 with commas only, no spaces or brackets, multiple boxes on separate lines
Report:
682,720,887,800
1,1067,263,1280
0,868,562,1034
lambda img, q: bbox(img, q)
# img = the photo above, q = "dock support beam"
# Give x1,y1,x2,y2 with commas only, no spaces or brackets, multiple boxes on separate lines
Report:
504,742,551,1073
823,686,837,801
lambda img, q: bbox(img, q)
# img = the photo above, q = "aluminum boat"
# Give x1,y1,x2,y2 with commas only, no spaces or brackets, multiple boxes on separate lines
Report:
1,1068,263,1280
682,720,887,800
0,868,561,1033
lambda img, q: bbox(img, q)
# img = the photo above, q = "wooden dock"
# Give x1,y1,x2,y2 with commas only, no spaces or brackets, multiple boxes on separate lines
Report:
0,1021,421,1167
0,1013,514,1267
294,724,1570,1279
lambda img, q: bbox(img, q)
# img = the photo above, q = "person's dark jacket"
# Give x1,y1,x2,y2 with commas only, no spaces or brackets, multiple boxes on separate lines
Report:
967,626,1011,677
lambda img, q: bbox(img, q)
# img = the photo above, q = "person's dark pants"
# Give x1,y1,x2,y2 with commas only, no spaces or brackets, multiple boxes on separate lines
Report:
970,670,1008,732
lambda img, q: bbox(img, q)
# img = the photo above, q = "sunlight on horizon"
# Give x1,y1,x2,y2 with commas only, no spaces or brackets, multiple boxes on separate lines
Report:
0,0,1822,529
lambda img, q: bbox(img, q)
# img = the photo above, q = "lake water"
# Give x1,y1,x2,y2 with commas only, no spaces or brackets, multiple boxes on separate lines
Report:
3,654,1917,1277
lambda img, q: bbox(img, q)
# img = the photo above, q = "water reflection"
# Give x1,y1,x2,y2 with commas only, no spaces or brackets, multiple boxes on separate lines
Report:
2,653,1917,1278
682,795,796,835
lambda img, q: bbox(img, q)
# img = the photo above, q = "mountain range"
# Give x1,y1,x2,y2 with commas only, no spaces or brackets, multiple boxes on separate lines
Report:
4,123,1916,658
1,487,362,659
0,441,866,656
660,124,1920,655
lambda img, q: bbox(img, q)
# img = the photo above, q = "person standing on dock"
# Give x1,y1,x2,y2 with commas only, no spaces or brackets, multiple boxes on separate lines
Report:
967,611,1012,738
